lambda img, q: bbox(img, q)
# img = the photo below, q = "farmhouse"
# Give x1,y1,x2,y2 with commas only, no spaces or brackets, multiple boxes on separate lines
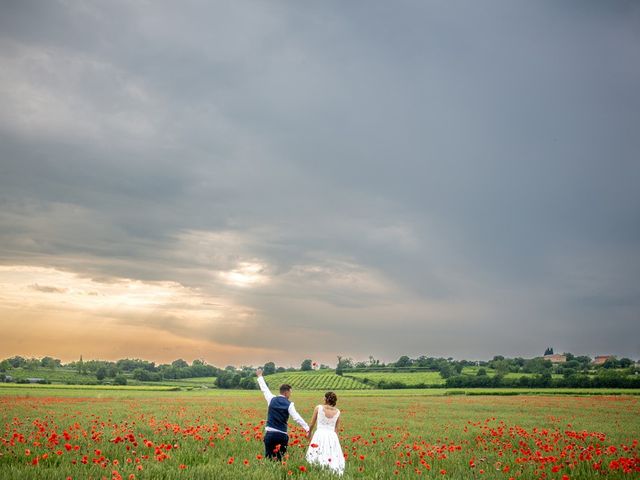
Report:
543,354,566,364
593,355,614,365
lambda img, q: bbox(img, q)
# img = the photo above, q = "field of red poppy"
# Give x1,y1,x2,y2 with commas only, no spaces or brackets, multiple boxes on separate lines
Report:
0,389,638,479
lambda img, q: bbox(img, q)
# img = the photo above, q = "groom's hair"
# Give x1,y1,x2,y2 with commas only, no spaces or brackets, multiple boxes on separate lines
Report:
279,384,292,394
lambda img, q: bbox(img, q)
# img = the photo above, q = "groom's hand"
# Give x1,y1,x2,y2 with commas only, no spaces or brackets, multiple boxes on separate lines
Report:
256,368,263,377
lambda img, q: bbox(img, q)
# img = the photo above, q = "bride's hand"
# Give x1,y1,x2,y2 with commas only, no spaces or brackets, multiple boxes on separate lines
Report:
256,368,263,377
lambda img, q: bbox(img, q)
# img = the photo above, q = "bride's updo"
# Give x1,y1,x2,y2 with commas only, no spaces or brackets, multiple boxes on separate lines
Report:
324,391,337,406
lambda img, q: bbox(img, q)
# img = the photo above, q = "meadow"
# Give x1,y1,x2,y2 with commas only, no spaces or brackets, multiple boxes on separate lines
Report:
0,387,638,479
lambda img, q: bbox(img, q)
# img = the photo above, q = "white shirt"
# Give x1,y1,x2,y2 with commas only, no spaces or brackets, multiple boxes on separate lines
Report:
257,376,309,434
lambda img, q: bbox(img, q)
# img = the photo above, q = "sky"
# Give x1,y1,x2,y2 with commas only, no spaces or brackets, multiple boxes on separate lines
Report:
0,1,639,367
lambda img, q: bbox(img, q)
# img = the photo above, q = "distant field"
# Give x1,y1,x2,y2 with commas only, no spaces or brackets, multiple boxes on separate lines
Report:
6,366,94,384
0,383,180,392
263,371,372,390
137,376,218,388
346,370,445,386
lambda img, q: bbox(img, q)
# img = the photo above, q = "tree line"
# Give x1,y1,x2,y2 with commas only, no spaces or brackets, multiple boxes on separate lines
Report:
1,350,637,390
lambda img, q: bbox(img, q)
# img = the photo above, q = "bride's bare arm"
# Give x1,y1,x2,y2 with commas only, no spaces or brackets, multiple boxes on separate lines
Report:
307,406,319,438
334,415,340,433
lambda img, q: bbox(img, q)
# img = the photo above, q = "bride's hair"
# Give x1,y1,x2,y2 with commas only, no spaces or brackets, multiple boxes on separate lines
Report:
324,391,337,406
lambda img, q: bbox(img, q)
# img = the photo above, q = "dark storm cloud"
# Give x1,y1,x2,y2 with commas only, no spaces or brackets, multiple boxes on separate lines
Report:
1,0,639,363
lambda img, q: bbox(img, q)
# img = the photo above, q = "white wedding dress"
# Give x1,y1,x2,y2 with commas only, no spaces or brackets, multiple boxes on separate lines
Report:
306,405,345,475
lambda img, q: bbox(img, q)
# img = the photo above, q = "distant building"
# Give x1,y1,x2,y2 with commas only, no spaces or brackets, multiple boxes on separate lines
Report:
593,355,614,365
543,354,566,364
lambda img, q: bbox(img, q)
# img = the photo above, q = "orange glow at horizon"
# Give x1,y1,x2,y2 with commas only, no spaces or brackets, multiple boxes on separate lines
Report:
0,265,281,365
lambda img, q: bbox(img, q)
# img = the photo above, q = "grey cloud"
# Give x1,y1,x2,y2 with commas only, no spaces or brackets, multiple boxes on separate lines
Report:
1,0,639,362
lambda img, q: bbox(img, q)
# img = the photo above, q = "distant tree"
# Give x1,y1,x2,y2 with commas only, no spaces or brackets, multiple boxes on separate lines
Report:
619,358,633,368
0,360,10,372
336,356,353,375
439,363,454,379
25,358,40,370
574,356,592,369
116,359,156,372
239,376,257,389
544,347,554,356
77,355,85,375
262,362,276,375
172,359,189,369
96,367,107,381
477,368,487,376
523,357,552,374
368,355,380,367
492,359,510,375
8,356,26,368
40,357,61,369
276,366,286,373
395,356,412,368
216,371,241,388
114,374,127,385
132,368,152,381
301,359,312,371
415,356,432,368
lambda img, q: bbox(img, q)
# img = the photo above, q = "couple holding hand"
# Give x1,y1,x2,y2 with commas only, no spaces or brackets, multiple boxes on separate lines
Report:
256,368,345,475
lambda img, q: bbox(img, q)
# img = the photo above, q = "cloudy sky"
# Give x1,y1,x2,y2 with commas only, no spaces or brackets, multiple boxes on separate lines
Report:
1,1,639,366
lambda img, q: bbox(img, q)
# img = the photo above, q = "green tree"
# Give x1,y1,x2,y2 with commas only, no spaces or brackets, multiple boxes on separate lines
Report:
114,374,127,385
40,357,60,369
619,358,633,368
439,363,453,379
172,359,189,369
8,356,26,368
96,367,107,381
395,356,412,368
239,377,257,389
301,359,312,371
25,358,40,370
132,368,151,381
263,362,276,375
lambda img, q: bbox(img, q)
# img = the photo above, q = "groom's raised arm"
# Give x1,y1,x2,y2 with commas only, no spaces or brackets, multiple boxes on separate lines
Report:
256,368,275,404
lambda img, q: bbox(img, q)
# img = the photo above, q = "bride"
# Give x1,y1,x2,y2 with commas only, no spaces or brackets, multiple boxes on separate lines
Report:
305,391,345,475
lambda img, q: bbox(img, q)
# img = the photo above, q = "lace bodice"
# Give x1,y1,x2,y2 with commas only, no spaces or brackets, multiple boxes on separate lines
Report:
316,405,340,430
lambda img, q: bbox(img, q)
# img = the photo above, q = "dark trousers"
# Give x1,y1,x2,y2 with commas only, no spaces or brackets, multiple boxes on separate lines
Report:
264,430,288,460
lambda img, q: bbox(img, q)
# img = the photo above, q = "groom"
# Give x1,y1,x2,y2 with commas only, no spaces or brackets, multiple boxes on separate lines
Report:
256,368,309,460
